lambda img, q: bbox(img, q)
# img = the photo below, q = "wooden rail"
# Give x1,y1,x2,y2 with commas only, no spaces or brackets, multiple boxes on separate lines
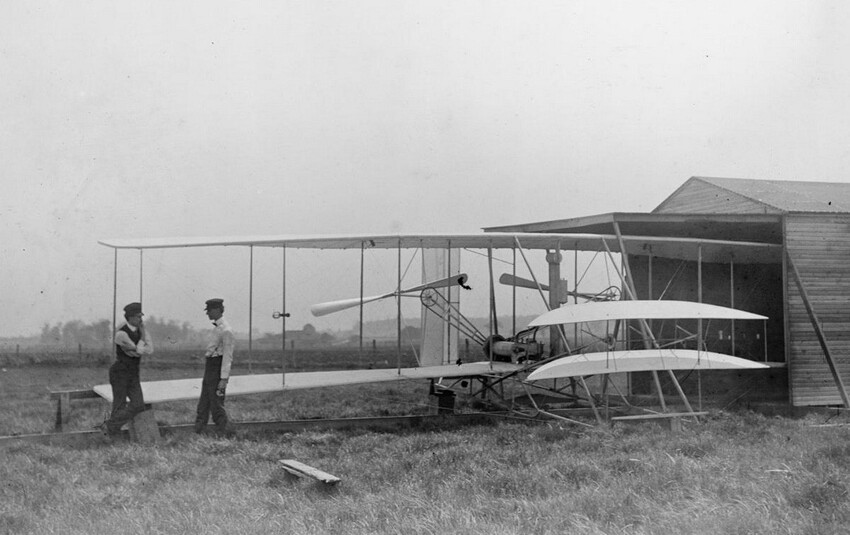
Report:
610,411,708,432
1,414,515,447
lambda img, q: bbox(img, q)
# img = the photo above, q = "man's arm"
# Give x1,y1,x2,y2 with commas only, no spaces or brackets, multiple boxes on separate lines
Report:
219,329,235,379
216,329,235,396
136,324,154,355
115,330,141,357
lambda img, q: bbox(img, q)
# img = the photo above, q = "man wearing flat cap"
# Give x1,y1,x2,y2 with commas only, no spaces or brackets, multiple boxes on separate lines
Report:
195,298,235,433
100,302,154,436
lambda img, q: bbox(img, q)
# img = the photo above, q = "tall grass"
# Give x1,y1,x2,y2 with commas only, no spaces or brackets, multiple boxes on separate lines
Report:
2,413,850,534
2,353,850,534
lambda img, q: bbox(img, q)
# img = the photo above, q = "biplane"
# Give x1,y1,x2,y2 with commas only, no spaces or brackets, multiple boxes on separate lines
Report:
91,231,779,436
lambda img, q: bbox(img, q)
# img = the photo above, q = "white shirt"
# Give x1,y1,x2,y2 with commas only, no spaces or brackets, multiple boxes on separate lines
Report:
205,317,235,379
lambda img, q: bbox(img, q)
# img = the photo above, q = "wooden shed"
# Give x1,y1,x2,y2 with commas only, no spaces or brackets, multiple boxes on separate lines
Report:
487,176,850,407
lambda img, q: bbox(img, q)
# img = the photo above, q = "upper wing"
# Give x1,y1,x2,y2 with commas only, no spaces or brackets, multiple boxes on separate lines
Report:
98,232,780,264
529,300,767,327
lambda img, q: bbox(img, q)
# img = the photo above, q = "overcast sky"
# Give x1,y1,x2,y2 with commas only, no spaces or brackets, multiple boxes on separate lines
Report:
2,1,850,338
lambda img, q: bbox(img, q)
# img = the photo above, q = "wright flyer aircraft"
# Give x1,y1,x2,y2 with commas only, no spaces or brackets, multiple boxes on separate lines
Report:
87,229,780,439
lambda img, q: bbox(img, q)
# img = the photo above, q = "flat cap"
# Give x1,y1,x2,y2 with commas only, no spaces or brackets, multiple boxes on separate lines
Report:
123,302,143,316
204,298,224,310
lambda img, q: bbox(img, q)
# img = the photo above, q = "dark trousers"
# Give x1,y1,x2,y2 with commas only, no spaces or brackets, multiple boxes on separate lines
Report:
195,356,228,432
106,357,145,434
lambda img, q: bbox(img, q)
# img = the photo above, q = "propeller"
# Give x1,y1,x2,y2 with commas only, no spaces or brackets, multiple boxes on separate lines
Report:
310,273,470,317
499,273,551,292
498,273,621,303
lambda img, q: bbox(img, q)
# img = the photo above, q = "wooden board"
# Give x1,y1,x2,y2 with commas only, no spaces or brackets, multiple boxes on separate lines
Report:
279,459,340,485
527,349,769,381
610,411,708,421
529,300,767,327
92,361,522,403
610,411,709,432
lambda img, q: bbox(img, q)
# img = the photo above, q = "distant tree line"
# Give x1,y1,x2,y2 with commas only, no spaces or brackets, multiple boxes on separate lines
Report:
40,316,202,347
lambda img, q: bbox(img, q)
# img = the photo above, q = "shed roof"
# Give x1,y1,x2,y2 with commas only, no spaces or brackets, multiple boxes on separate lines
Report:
657,176,850,213
483,212,783,244
485,177,850,243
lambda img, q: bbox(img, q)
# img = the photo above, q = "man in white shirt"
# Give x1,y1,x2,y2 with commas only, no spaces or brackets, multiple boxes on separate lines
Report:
194,298,235,434
101,302,154,436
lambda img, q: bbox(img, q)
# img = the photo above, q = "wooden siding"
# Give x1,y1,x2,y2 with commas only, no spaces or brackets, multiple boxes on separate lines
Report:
786,214,850,406
655,178,783,214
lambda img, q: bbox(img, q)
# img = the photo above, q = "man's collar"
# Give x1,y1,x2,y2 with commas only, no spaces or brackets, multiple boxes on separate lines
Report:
124,322,138,332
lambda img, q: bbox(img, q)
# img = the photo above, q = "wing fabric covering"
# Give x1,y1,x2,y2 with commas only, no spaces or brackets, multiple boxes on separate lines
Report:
93,362,522,403
527,349,769,381
529,300,767,327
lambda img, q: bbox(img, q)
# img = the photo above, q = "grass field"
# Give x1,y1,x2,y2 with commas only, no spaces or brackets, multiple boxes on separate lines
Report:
2,349,850,534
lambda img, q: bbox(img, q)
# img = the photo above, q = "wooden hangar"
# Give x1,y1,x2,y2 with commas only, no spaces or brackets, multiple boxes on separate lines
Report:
486,176,850,408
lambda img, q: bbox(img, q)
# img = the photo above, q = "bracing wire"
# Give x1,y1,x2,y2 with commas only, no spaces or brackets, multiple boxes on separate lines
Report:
397,308,421,366
575,250,603,288
460,248,513,265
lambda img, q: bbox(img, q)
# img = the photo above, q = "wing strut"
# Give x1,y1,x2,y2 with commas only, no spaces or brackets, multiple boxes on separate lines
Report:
139,249,144,309
111,249,118,359
359,241,365,360
248,245,254,374
512,237,549,309
447,239,454,366
487,244,497,338
282,246,287,387
396,239,402,373
608,225,696,415
515,236,600,424
601,236,667,411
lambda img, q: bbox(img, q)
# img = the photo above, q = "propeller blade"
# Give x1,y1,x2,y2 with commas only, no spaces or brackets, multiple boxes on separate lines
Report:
498,273,550,291
404,273,469,293
500,273,619,302
310,273,470,317
310,293,392,317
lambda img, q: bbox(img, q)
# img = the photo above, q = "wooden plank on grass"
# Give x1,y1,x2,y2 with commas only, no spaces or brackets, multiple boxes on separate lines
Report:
610,411,708,421
279,459,340,485
610,411,708,432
